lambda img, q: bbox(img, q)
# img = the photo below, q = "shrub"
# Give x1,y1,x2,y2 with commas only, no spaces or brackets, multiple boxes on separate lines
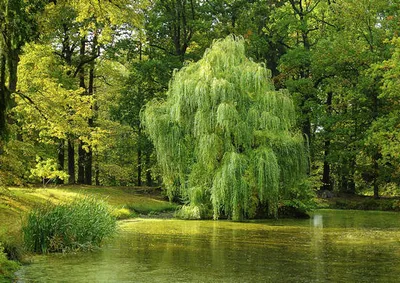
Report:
0,229,24,262
392,200,400,211
175,204,212,220
0,243,19,282
127,202,177,215
112,207,132,220
22,197,117,254
278,200,310,218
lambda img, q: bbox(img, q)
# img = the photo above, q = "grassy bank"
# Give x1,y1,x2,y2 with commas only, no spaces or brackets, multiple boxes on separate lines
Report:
0,185,177,282
0,185,177,230
316,193,400,211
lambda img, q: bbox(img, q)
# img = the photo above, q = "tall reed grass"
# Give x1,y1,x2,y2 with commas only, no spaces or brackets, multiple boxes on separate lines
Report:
22,197,117,253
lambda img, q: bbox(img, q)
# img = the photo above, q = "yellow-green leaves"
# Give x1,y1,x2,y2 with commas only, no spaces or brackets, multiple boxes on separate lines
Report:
30,157,69,185
16,43,89,142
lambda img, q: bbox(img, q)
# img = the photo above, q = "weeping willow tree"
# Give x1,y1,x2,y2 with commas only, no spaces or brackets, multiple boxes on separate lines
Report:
142,36,308,220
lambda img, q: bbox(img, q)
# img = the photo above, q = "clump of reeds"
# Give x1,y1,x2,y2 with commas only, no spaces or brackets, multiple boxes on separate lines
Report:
22,196,117,254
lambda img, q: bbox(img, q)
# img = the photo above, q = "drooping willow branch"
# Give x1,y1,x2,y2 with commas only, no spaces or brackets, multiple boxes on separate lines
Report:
142,36,308,220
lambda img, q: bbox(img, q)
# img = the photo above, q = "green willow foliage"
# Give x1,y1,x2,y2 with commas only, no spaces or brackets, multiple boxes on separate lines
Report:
143,36,307,220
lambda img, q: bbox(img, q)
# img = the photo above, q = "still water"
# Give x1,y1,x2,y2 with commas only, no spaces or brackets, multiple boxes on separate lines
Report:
17,210,400,282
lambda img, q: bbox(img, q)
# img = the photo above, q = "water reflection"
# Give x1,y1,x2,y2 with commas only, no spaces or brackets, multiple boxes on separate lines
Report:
313,214,323,228
17,210,400,282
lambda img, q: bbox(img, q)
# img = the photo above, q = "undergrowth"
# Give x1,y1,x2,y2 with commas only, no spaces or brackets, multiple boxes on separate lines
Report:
127,201,177,215
0,243,19,282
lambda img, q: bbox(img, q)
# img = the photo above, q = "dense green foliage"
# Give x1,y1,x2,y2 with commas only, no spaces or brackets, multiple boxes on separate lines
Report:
23,197,116,253
0,0,399,202
143,36,308,220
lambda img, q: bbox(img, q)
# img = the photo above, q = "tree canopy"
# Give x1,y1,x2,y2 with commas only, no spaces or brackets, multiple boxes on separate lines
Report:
1,0,400,202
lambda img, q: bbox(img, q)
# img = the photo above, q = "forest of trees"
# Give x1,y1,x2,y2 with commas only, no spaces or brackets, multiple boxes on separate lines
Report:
1,0,399,199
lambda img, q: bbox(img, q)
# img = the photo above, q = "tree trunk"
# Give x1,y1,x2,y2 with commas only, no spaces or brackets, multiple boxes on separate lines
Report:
137,147,142,186
372,89,379,199
95,162,100,186
77,38,86,184
145,152,152,186
322,92,332,191
78,141,85,184
373,157,379,199
57,139,65,184
84,34,96,185
7,51,18,94
0,54,7,138
322,140,331,191
339,158,356,194
68,139,75,184
84,146,92,185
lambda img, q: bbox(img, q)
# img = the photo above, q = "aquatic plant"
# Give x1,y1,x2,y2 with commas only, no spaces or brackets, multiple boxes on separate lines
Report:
22,196,117,253
142,36,308,220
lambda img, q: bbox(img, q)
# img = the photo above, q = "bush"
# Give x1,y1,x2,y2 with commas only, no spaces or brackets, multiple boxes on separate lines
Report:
0,243,19,282
175,204,212,220
127,202,177,215
112,207,133,220
392,200,400,211
22,197,117,254
278,200,311,219
0,229,24,262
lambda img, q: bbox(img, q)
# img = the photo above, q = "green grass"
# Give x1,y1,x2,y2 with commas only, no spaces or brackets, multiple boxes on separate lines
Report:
0,186,177,233
0,185,177,280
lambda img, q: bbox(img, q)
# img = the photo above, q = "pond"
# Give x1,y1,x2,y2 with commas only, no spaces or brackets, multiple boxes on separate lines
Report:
16,210,400,282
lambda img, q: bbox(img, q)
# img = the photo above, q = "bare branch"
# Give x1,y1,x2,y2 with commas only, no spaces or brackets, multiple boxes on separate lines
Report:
149,44,176,56
73,54,100,78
